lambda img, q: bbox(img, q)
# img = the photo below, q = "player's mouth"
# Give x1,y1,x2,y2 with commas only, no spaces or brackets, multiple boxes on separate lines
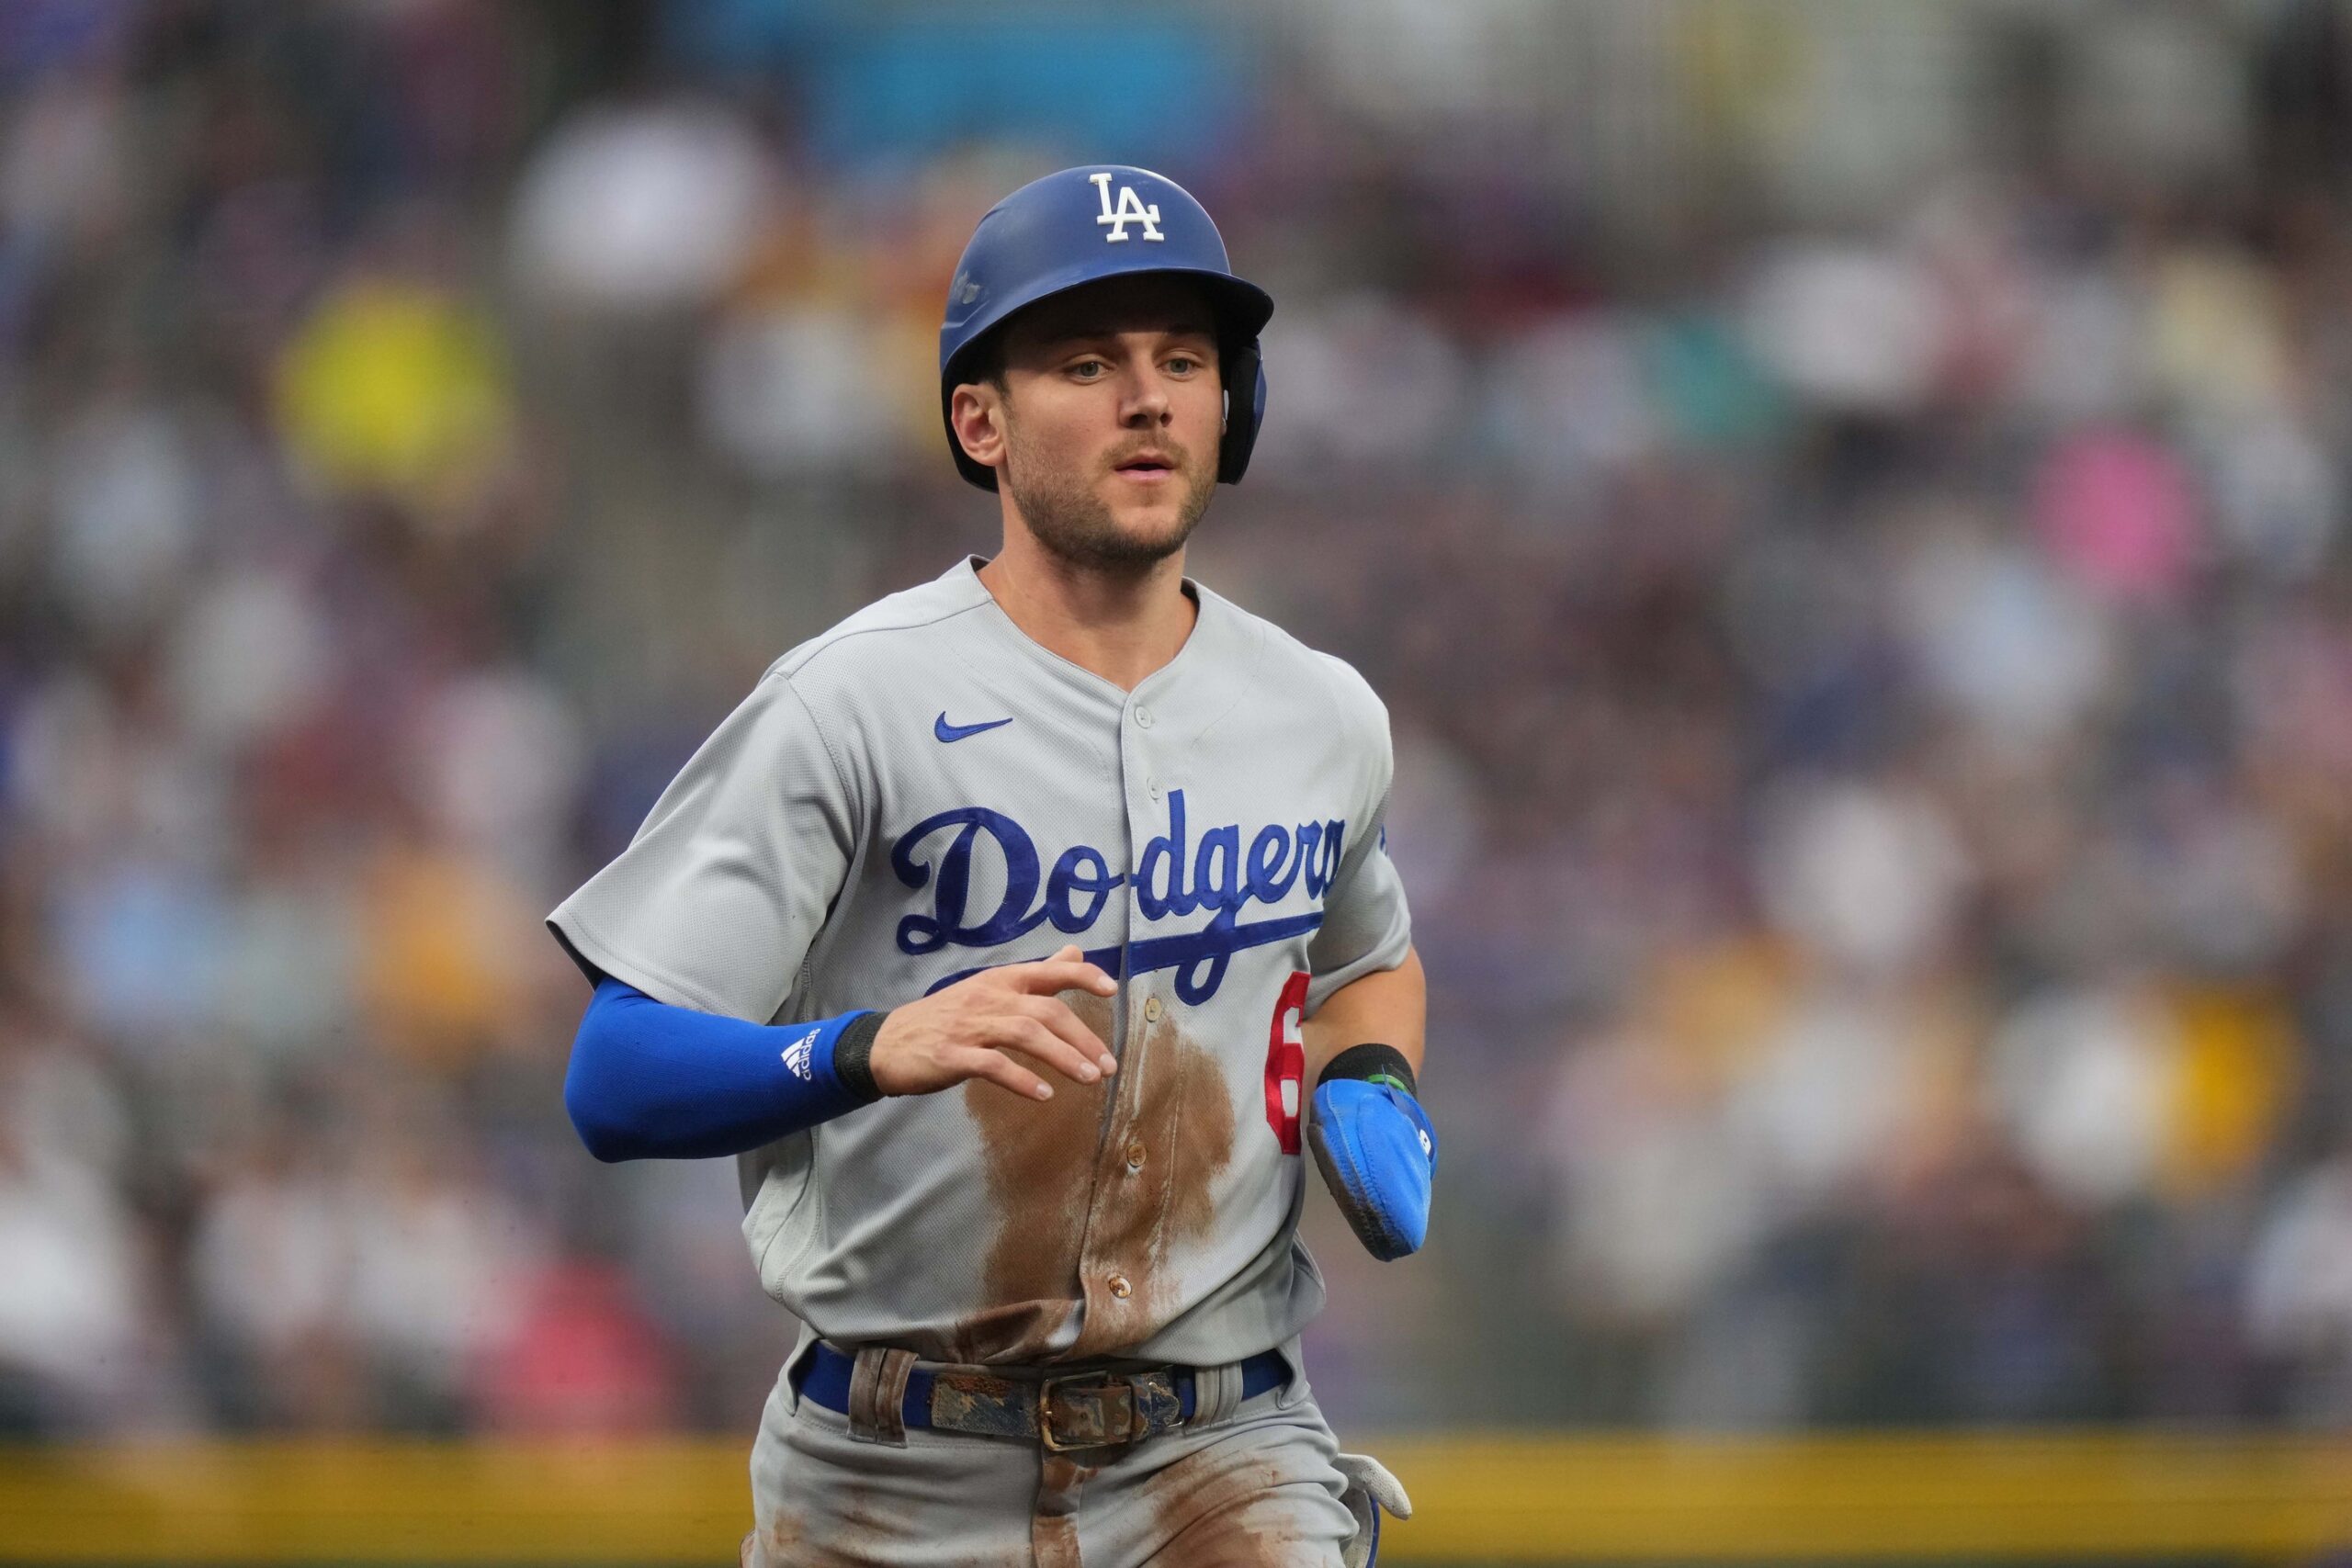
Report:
1113,450,1178,483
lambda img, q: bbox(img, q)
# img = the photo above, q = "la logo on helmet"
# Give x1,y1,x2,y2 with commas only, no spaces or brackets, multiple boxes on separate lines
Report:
1090,172,1163,243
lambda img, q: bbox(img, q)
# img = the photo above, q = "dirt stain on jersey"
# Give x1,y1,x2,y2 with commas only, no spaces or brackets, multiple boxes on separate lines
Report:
946,991,1239,1364
945,988,1115,1362
1070,1008,1238,1358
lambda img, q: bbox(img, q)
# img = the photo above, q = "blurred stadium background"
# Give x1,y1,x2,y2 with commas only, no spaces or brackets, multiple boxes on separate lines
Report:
3,0,2352,1562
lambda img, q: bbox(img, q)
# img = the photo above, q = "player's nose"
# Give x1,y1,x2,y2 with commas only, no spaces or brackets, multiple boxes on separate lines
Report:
1116,363,1174,424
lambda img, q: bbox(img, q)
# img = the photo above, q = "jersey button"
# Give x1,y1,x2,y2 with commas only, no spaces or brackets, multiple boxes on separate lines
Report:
1147,778,1162,801
1125,1139,1147,1171
1143,996,1163,1023
1108,1272,1133,1299
1133,704,1154,729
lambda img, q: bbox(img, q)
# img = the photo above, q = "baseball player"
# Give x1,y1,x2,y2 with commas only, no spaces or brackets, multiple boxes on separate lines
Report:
551,165,1435,1566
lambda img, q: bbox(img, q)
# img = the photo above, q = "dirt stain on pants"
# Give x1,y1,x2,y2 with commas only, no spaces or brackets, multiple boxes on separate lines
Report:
746,1343,1354,1566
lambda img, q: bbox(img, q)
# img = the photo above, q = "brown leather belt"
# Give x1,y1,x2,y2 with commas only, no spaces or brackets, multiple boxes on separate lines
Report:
797,1342,1287,1450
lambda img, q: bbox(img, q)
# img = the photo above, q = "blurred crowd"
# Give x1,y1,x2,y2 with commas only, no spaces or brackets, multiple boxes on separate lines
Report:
5,0,2352,1438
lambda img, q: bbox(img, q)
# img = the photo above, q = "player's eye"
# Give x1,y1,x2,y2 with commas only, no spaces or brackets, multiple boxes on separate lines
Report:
1165,354,1201,374
1069,359,1108,379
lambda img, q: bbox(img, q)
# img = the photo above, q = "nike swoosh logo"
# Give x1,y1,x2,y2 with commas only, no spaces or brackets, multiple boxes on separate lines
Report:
934,713,1013,743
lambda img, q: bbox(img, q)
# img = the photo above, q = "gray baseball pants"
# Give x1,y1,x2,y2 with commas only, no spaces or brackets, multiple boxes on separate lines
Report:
741,1338,1357,1567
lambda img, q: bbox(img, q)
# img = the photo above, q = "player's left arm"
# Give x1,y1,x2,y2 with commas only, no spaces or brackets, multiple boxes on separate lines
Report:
1301,948,1434,1261
1303,945,1424,1088
1296,658,1433,1261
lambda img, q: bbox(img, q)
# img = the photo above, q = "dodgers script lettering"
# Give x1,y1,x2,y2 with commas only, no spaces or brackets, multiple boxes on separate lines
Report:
890,789,1342,1004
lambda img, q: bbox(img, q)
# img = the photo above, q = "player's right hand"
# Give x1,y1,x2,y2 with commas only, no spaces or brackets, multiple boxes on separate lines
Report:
869,945,1120,1102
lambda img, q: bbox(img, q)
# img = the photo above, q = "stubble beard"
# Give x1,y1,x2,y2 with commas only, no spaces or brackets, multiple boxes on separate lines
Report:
1001,428,1216,574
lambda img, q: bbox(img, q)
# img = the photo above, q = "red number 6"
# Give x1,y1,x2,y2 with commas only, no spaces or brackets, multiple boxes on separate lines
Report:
1263,970,1310,1153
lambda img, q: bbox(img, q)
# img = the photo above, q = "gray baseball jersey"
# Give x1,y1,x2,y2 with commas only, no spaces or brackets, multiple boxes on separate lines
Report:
548,554,1411,1369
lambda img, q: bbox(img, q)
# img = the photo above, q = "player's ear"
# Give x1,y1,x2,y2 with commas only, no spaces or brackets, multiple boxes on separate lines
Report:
948,382,1008,474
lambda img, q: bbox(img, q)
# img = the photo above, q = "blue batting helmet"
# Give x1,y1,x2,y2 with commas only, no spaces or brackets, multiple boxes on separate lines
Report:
938,165,1273,491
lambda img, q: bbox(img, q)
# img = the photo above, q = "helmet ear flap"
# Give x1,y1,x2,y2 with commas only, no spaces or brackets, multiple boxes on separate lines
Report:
1216,339,1266,485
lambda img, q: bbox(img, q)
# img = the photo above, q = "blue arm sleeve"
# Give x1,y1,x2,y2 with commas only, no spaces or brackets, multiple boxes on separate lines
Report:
1306,1079,1436,1260
1305,1043,1436,1261
563,978,883,1162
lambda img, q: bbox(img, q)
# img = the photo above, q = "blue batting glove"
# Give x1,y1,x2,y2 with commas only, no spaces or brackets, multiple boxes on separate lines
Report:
1307,1077,1437,1261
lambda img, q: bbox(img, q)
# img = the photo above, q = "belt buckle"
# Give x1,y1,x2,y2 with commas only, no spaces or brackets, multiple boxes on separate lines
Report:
1038,1372,1138,1451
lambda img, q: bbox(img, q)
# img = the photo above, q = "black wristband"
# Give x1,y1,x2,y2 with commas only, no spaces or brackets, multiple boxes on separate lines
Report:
1317,1043,1417,1097
832,1010,888,1104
